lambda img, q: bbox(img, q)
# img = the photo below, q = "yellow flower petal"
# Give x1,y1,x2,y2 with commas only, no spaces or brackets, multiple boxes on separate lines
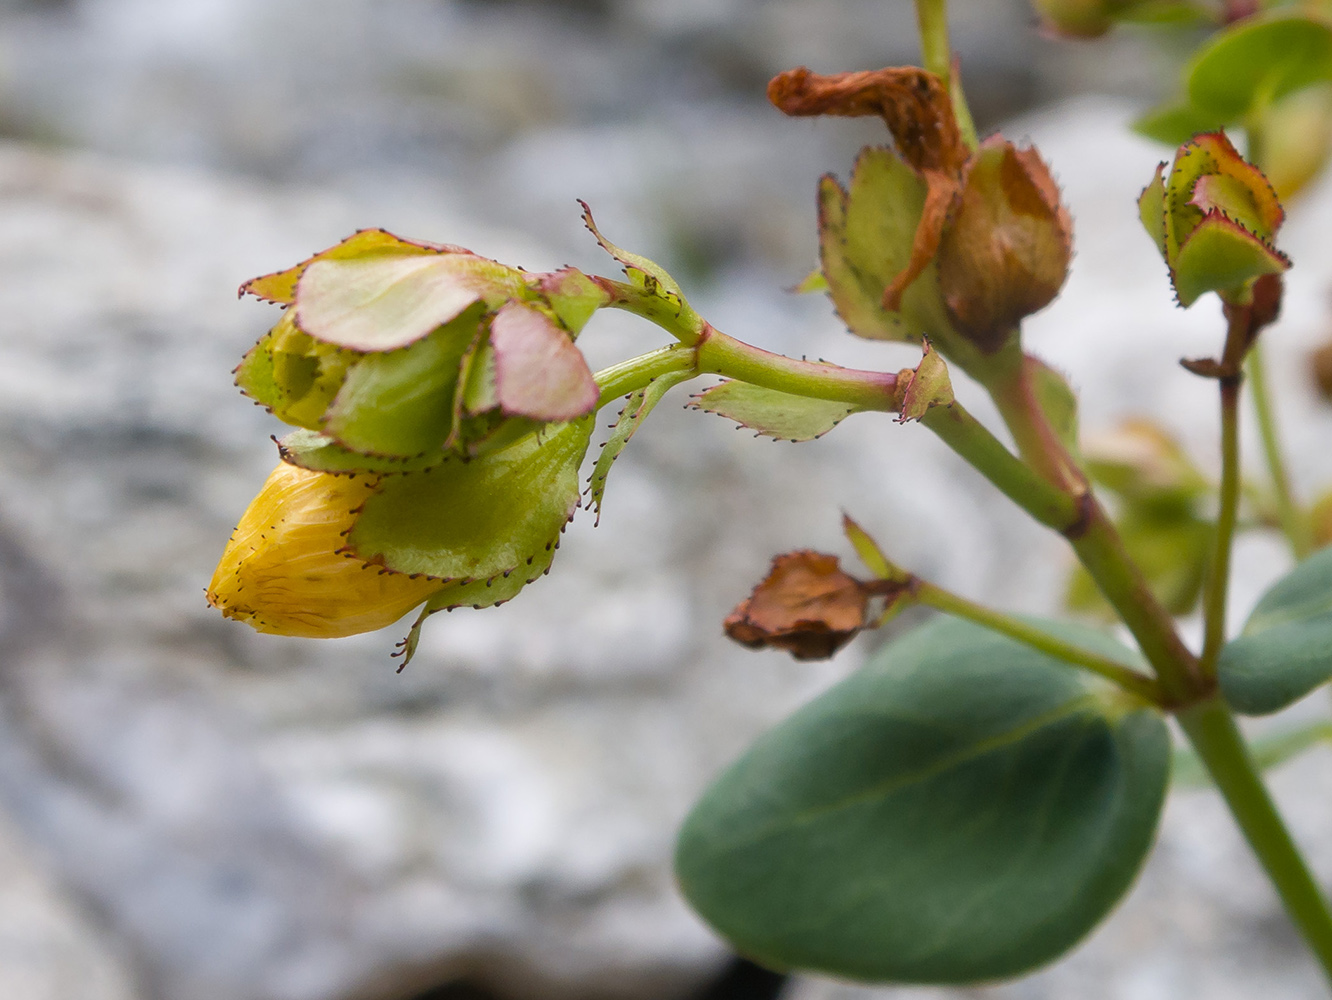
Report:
207,463,440,638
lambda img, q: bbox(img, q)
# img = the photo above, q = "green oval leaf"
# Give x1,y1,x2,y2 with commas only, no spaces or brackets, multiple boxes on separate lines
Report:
348,418,593,581
1219,546,1332,714
1132,100,1230,148
689,379,862,442
676,617,1169,984
1187,13,1332,120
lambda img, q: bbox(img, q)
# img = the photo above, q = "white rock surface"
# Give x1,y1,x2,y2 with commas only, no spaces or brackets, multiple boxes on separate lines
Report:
2,91,1332,1000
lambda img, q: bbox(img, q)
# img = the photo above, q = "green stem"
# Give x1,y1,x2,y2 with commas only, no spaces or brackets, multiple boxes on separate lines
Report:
915,0,952,84
695,329,899,410
919,403,1082,531
594,345,695,407
1201,376,1241,677
981,345,1084,496
1249,344,1312,559
914,580,1164,703
593,330,901,413
1071,500,1205,705
977,345,1204,703
1178,697,1332,985
913,0,978,149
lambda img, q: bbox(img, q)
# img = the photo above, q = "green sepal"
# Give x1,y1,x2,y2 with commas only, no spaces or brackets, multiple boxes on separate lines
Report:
235,336,280,410
235,312,356,430
276,429,449,476
1138,164,1169,261
817,148,955,343
533,267,610,335
321,305,482,457
841,513,902,582
588,371,694,524
395,540,561,666
689,380,862,442
1187,12,1332,121
461,339,499,416
1171,213,1289,307
294,251,524,352
1219,546,1332,715
793,268,828,294
1132,101,1229,148
675,617,1169,984
580,200,685,301
348,417,594,581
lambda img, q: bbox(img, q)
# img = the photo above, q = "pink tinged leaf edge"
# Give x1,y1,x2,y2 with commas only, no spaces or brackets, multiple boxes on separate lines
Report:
293,255,485,352
238,228,465,304
489,302,600,422
1189,131,1285,234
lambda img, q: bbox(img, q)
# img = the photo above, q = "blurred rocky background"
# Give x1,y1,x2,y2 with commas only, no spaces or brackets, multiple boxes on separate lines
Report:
2,1,1332,999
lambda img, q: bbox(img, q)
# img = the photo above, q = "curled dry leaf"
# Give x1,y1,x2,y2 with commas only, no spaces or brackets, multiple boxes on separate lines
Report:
724,550,870,660
769,66,967,311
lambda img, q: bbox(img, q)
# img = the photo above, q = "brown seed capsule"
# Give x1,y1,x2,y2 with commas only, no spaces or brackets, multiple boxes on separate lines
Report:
936,139,1073,353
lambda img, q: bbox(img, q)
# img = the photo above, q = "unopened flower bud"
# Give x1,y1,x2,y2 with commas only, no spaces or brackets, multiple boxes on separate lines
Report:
936,139,1072,353
238,230,604,460
207,463,441,638
1139,132,1289,308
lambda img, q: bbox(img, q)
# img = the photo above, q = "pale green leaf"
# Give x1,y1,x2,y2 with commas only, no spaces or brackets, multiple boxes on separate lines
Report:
690,380,861,441
1188,13,1332,121
295,252,522,351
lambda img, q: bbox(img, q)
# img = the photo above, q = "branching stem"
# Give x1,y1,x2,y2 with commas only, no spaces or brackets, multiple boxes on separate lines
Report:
914,580,1164,703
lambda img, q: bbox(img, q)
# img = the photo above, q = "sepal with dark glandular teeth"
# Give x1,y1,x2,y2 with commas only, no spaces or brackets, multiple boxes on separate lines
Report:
936,139,1073,353
1139,132,1289,308
236,229,607,465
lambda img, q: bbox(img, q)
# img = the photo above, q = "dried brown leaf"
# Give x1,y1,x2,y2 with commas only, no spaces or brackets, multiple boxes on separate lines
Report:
724,551,869,660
